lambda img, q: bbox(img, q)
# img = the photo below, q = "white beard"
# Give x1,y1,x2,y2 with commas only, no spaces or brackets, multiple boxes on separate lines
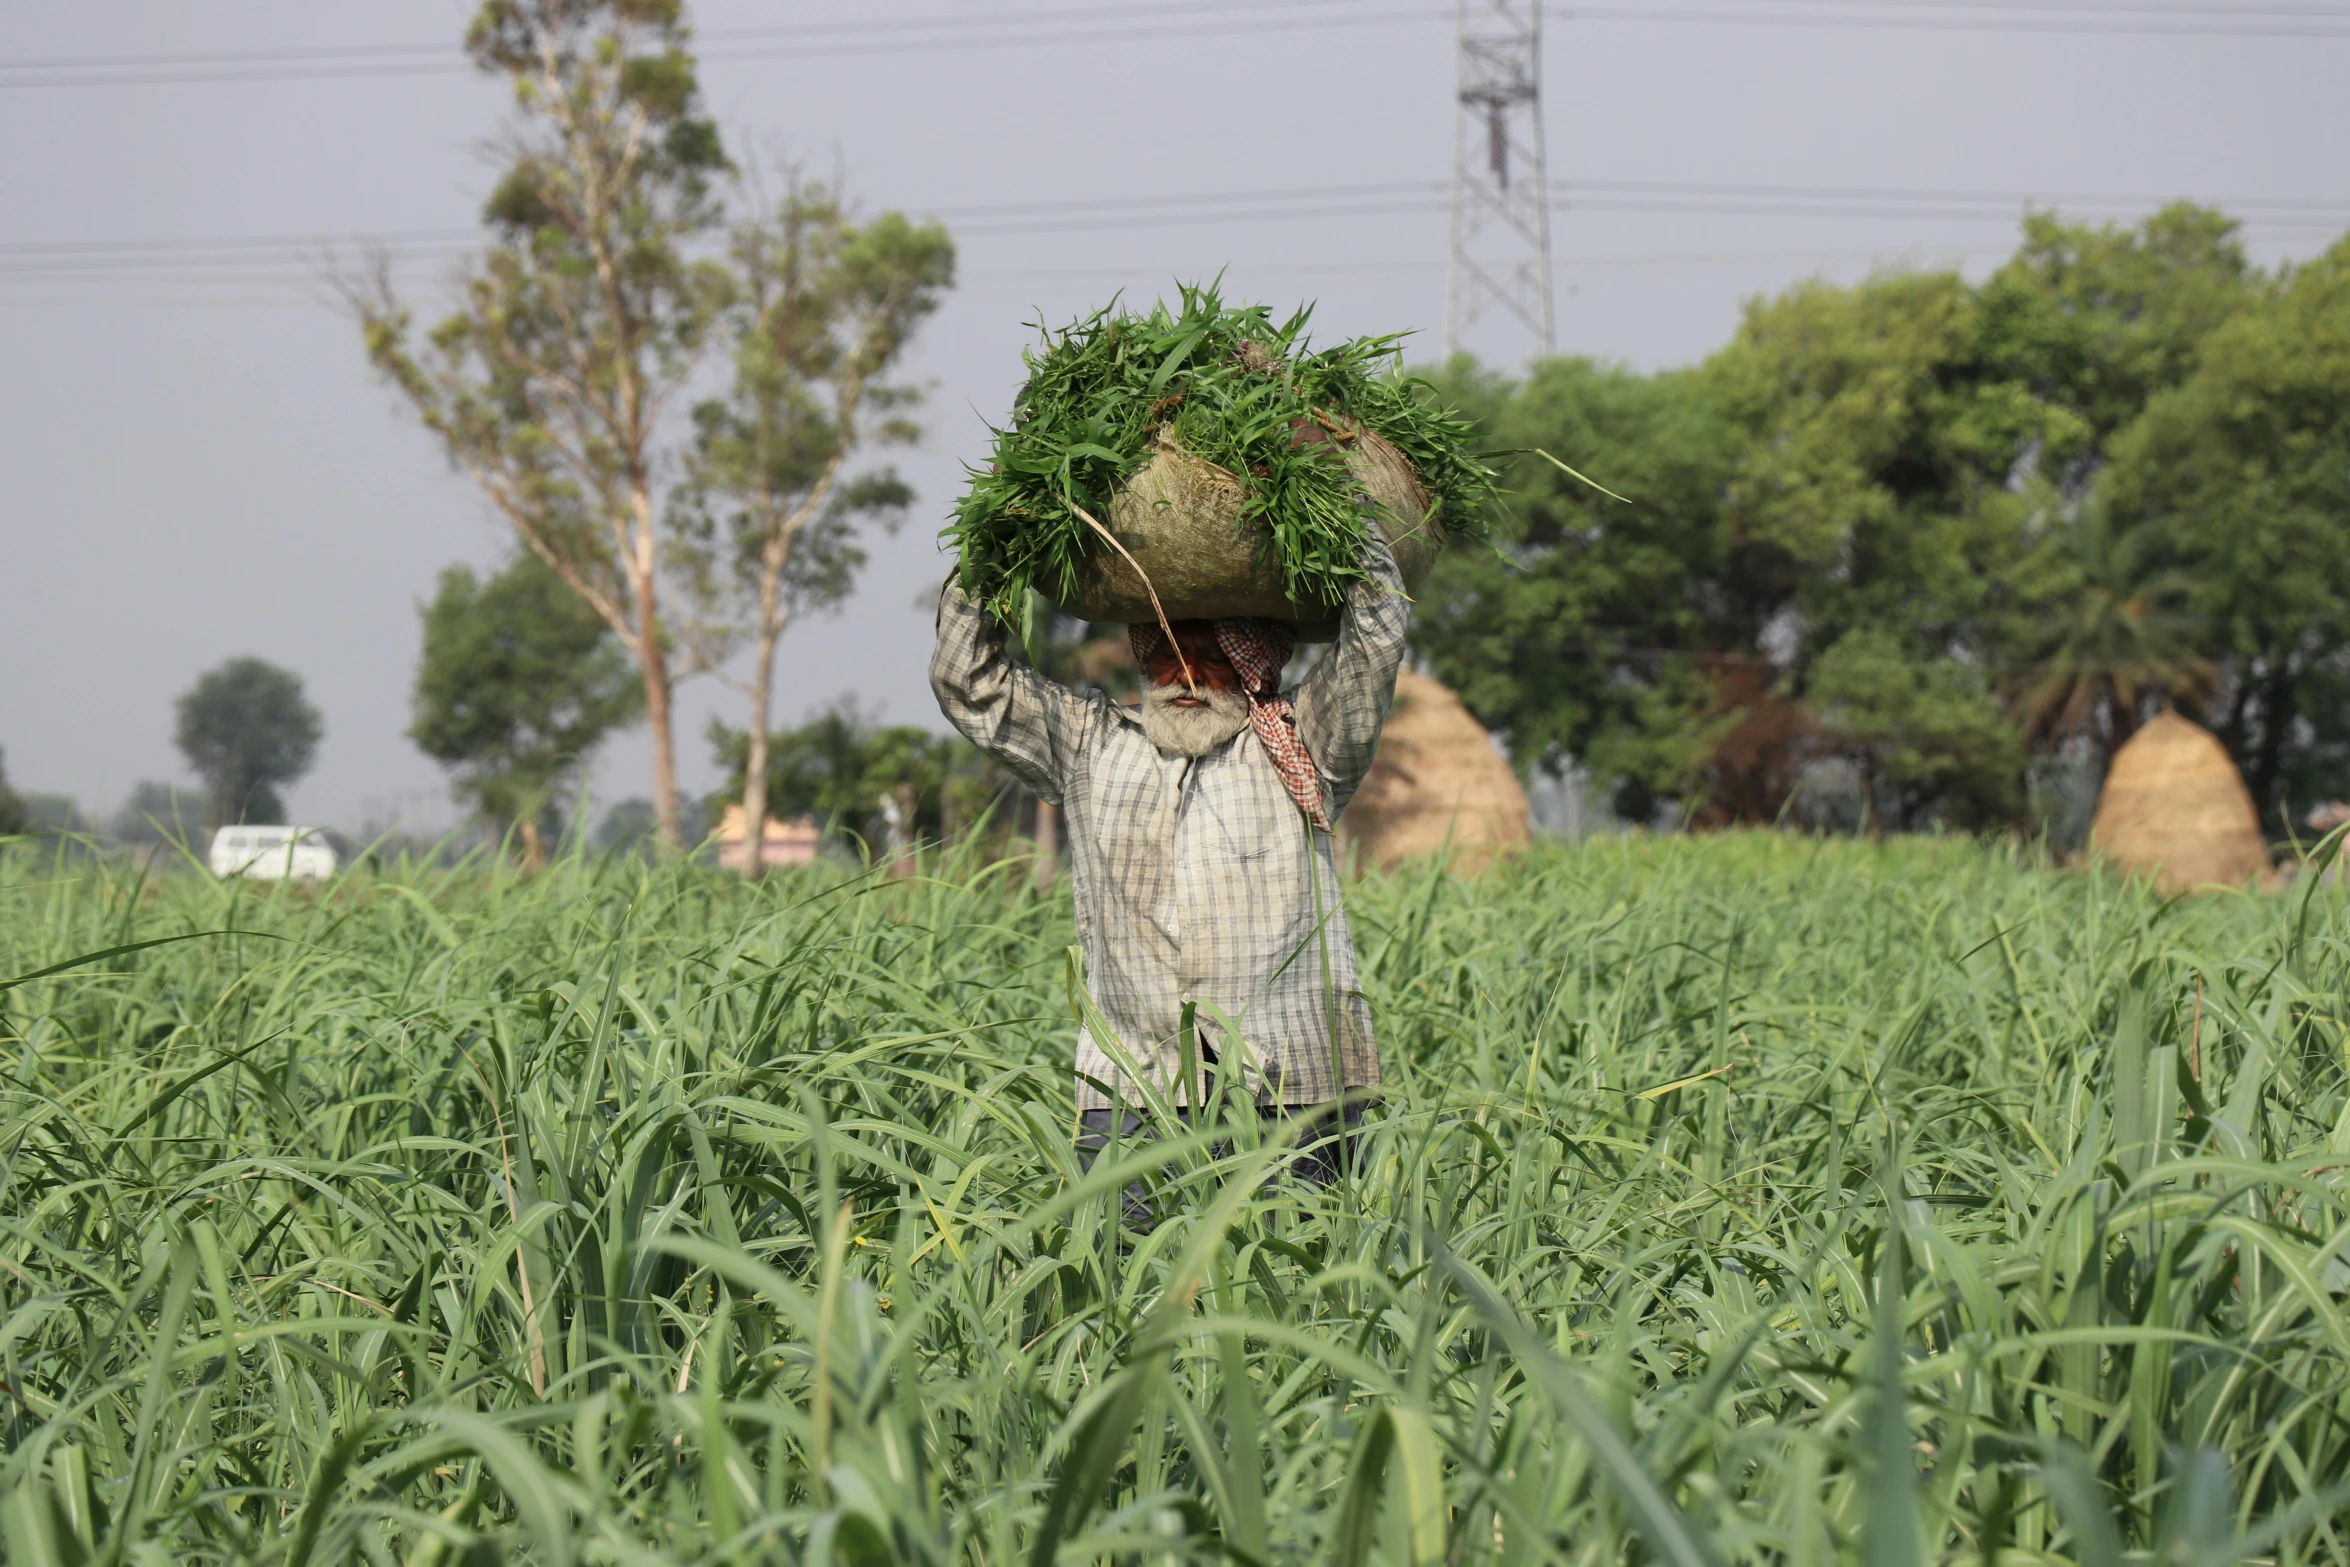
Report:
1140,683,1252,757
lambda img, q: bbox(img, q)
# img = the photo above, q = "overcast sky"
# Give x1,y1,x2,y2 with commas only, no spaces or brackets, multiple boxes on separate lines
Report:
4,1,2346,832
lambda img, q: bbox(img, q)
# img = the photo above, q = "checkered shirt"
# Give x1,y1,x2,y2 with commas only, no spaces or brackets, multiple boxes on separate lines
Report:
931,539,1409,1110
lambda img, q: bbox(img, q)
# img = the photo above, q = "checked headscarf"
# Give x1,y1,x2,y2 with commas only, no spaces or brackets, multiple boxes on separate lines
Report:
1129,618,1330,829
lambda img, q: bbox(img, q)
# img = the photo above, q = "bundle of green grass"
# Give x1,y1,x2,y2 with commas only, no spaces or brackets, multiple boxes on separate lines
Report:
948,282,1497,637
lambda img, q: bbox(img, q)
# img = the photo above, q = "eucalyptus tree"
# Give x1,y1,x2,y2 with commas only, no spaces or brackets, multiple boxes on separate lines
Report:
678,173,953,878
356,0,731,850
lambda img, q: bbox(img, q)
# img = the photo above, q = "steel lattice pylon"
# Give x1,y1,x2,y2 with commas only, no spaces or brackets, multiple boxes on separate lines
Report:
1444,0,1554,360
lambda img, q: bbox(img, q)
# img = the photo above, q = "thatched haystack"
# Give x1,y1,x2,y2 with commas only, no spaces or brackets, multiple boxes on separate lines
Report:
1341,672,1530,874
2089,712,2273,894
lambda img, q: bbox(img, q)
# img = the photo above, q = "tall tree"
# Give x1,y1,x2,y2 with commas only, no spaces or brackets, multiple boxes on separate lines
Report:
410,554,645,867
1808,627,2024,834
356,0,730,850
1703,269,2062,668
1412,355,1734,821
2102,235,2350,825
174,659,323,827
1980,204,2253,462
1422,276,2055,824
678,173,954,878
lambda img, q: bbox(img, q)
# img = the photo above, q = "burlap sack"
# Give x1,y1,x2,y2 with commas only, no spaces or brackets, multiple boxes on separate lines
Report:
1053,423,1442,640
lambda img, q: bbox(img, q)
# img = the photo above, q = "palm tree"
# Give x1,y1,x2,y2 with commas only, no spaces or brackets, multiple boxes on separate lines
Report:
2010,506,2215,758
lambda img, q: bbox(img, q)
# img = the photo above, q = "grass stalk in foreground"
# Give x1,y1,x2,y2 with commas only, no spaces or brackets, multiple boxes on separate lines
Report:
1,831,2346,1564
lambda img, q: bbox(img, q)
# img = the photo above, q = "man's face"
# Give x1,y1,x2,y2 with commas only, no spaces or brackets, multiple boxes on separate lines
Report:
1147,622,1248,703
1137,621,1269,756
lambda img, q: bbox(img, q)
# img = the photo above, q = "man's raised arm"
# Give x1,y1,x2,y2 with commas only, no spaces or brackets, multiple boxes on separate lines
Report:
929,578,1096,804
1294,531,1410,814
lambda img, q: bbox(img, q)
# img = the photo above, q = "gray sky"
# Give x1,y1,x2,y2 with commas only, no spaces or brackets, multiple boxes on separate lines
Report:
4,1,2346,832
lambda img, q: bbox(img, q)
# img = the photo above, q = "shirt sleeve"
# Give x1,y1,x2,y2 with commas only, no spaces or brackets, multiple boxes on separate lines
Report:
1293,530,1410,813
929,577,1096,805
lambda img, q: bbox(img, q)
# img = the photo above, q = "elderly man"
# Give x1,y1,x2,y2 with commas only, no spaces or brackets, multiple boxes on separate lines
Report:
930,535,1408,1185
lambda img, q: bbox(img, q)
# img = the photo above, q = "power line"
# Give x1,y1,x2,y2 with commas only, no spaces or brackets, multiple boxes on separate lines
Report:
4,176,2345,280
0,0,1372,70
961,234,2316,278
20,225,2350,305
0,40,450,72
1687,0,2350,13
1567,176,2350,212
3,0,2345,88
0,4,1442,89
1546,2,2350,34
1563,195,2347,222
0,228,482,260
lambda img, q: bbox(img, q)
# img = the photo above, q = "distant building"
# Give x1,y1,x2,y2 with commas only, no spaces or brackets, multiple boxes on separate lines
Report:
713,804,821,871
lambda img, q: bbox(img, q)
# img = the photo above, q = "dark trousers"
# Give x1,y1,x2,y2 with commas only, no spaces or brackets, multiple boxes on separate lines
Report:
1076,1101,1363,1221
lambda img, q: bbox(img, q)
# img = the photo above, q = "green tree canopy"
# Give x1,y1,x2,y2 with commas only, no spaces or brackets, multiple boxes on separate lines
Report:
1412,204,2325,835
1807,628,2024,833
2102,234,2350,824
1414,356,1733,821
1703,268,2058,661
173,659,323,827
410,553,645,866
2001,502,2214,758
1421,269,2049,827
1980,203,2254,458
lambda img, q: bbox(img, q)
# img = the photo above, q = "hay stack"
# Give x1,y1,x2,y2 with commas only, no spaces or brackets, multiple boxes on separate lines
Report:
2089,712,2273,894
1341,672,1530,873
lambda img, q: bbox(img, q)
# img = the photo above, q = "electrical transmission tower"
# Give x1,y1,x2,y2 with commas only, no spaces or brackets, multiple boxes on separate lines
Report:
1444,0,1554,360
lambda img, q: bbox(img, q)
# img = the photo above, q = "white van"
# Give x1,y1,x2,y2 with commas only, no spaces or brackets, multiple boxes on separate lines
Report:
209,825,337,882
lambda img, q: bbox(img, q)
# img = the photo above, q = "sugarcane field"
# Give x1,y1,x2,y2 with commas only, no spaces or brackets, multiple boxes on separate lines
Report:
6,2,2350,1564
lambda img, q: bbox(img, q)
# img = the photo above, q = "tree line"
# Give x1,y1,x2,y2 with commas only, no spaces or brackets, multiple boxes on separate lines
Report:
1415,207,2350,837
400,197,2350,862
351,1,2350,865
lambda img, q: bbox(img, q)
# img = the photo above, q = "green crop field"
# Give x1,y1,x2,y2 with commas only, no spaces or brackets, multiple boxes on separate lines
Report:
3,834,2347,1566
